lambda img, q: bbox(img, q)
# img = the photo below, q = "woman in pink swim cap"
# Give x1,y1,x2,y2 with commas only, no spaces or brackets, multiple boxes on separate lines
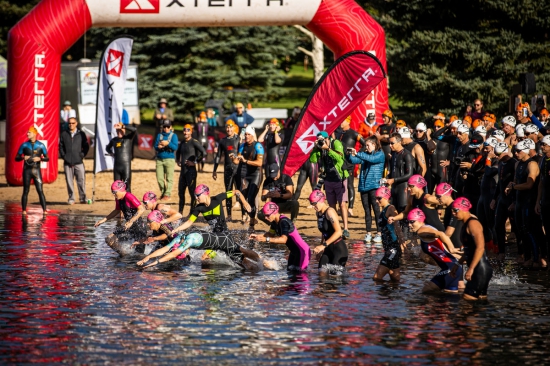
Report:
387,174,445,232
451,197,493,301
407,208,462,294
373,186,405,282
250,202,311,271
432,183,463,254
308,189,348,271
142,191,183,225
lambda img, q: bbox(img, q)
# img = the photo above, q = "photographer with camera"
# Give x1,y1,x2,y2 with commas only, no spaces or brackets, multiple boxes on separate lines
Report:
310,131,351,238
155,120,179,201
257,163,299,225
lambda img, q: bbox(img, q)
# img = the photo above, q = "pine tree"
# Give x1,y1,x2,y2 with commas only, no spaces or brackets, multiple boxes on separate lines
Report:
0,0,40,56
366,0,550,117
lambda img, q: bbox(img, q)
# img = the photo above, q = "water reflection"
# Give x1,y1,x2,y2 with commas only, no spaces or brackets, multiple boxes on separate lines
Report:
0,205,549,363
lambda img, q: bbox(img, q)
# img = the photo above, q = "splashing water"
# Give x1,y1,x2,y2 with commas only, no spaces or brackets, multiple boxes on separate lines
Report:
319,263,346,276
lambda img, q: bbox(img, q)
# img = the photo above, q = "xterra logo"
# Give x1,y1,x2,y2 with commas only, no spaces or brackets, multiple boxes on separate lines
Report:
120,0,160,13
106,49,125,77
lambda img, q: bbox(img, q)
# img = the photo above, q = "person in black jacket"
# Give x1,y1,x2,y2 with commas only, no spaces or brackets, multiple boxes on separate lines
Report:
386,133,414,212
106,122,137,192
59,117,90,204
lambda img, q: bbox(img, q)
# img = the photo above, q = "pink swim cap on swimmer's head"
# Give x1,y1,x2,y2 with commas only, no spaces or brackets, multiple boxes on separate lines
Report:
407,174,427,189
111,180,126,193
262,202,279,216
309,190,326,204
143,191,157,204
375,186,391,200
194,184,210,196
435,183,455,197
452,197,472,212
407,208,426,222
147,210,164,223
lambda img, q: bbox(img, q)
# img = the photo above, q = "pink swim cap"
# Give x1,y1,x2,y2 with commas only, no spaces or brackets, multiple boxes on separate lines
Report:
143,191,157,204
262,202,279,216
375,186,391,200
147,210,164,223
309,190,326,204
435,183,455,197
111,180,126,193
452,197,472,212
194,184,210,196
408,174,427,188
407,208,426,222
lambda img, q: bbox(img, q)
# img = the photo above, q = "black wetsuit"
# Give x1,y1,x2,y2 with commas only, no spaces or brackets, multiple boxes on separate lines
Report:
294,160,319,200
433,127,455,186
420,228,461,291
238,141,264,221
176,138,206,213
316,207,348,268
378,204,402,269
538,156,550,262
270,215,311,270
388,148,414,212
379,122,396,174
443,205,464,249
15,140,49,211
192,232,246,266
282,117,298,149
476,156,498,245
452,141,477,198
402,141,420,175
493,157,517,255
411,193,445,231
106,125,136,192
213,134,240,217
196,122,209,171
263,131,284,169
188,192,234,233
461,217,493,298
335,127,366,209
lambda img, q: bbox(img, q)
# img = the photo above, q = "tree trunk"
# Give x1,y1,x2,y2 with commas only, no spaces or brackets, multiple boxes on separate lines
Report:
294,25,325,84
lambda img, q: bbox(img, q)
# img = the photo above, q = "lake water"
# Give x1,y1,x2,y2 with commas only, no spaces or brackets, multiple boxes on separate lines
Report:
0,203,549,364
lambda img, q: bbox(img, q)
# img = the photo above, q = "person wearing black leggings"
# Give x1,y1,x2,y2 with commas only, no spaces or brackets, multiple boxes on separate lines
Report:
176,124,206,215
534,135,550,268
293,160,319,201
15,126,49,214
106,123,136,192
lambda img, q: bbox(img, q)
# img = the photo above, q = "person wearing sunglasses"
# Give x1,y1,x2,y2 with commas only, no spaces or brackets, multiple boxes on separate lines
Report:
506,139,542,267
308,190,348,272
141,191,182,225
59,116,89,205
468,99,485,121
450,198,493,301
399,126,427,178
176,124,206,215
94,180,147,255
372,186,404,282
106,122,137,192
154,119,178,201
435,183,463,254
387,175,445,232
523,124,542,150
407,208,461,294
171,184,251,235
534,135,550,269
385,133,414,213
250,202,311,271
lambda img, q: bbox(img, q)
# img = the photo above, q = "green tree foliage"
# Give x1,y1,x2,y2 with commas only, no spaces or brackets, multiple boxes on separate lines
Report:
0,0,40,57
366,0,550,116
89,26,297,120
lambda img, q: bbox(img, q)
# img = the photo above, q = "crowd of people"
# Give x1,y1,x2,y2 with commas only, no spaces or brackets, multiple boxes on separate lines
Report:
15,95,550,301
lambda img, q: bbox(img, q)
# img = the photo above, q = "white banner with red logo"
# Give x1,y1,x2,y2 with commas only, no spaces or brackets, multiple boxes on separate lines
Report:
281,51,386,177
94,36,134,174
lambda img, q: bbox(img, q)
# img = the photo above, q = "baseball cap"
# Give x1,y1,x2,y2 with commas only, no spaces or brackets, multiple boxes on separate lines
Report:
317,131,329,139
502,116,516,127
64,100,71,106
236,102,244,109
161,119,172,127
268,163,280,178
472,119,482,129
416,122,427,132
469,133,484,148
398,126,411,138
159,98,168,104
457,123,469,134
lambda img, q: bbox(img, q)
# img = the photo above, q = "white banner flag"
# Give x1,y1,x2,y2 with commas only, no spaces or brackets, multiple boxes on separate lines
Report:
94,36,134,174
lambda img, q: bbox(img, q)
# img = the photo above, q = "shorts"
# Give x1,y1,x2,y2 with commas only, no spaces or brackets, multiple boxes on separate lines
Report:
431,265,463,291
324,180,348,205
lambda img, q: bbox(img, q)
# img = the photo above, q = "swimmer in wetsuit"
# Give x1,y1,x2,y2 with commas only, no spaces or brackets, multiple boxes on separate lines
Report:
232,126,264,230
250,202,311,271
15,126,49,215
309,190,348,270
106,123,137,192
141,191,183,225
293,159,319,201
258,118,284,176
385,133,414,212
407,208,463,294
450,197,493,300
94,180,147,255
171,184,251,234
138,231,271,271
213,120,241,220
372,186,405,281
176,124,206,215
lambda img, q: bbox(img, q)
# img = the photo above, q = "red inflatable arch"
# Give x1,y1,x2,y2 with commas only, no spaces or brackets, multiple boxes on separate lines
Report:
6,0,387,185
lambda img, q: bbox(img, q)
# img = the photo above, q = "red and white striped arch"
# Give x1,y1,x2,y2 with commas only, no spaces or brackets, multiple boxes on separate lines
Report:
6,0,387,185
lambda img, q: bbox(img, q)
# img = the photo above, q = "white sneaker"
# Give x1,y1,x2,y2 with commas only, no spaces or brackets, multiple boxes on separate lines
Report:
364,233,372,242
373,233,382,246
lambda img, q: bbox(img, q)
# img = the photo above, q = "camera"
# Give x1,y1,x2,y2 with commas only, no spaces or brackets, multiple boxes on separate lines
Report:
317,138,325,148
454,156,464,165
346,147,353,154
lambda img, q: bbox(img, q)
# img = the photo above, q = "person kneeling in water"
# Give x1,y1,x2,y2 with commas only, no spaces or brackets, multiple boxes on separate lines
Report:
137,231,270,271
95,180,147,254
250,202,311,271
407,208,463,293
450,197,493,301
372,186,405,281
308,190,348,270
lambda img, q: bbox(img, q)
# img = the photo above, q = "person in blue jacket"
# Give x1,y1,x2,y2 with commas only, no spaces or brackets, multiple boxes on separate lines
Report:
154,119,179,200
349,135,385,243
225,102,254,129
